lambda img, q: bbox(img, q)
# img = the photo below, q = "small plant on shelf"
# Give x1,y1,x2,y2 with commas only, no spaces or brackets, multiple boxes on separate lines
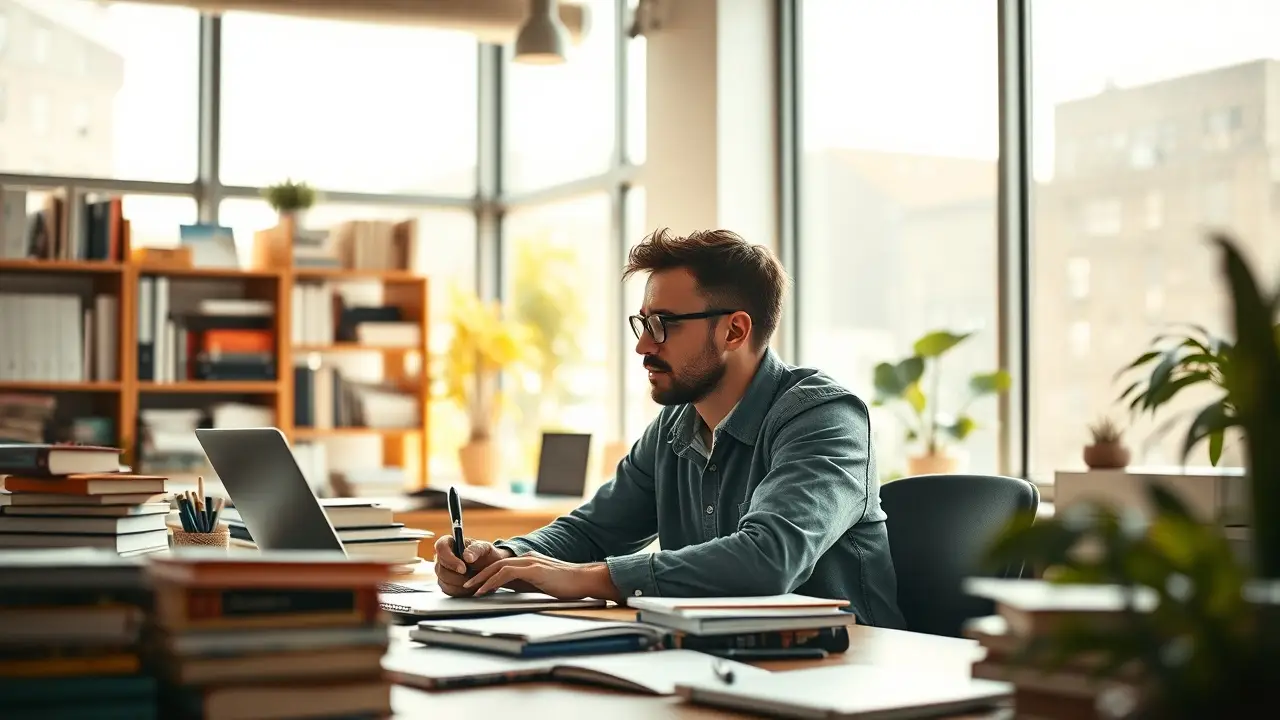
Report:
1083,415,1130,469
262,178,317,218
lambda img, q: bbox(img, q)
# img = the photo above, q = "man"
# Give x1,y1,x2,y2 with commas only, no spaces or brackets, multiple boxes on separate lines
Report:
434,228,906,629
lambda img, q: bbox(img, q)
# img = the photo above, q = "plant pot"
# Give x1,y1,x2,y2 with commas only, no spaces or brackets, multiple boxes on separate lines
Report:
458,438,498,486
907,452,959,477
1083,442,1131,470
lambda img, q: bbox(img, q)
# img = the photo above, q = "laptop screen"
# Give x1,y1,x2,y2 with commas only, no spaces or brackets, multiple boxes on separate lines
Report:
535,432,592,497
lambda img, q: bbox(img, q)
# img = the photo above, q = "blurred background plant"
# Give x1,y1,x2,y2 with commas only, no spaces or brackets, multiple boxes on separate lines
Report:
982,233,1280,718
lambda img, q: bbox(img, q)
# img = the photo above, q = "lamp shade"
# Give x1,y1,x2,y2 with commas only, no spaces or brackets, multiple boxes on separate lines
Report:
515,0,569,64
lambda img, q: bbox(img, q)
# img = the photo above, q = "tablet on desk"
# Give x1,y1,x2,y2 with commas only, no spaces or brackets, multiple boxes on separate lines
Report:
380,590,607,620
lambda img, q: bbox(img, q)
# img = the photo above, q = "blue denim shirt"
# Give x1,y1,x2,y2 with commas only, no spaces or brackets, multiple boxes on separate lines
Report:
497,349,906,629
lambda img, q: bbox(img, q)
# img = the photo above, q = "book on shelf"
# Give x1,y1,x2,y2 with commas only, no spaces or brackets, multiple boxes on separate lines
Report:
136,276,276,383
0,292,119,383
0,188,127,262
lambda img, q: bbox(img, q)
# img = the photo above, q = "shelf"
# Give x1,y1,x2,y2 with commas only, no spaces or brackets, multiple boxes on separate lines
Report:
294,344,422,353
0,259,123,274
136,266,282,280
294,427,420,439
137,381,279,394
292,267,421,282
0,381,122,392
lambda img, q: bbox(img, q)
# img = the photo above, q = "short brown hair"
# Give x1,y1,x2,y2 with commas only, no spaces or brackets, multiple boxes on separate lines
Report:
623,228,790,350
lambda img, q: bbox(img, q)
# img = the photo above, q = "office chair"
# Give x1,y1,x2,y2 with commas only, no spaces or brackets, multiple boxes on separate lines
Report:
879,473,1040,637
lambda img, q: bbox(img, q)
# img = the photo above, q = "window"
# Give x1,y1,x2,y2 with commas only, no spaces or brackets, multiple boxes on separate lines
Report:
798,0,1001,480
121,195,200,248
1144,191,1163,229
1029,0,1258,479
504,0,616,191
30,94,50,137
1067,257,1090,299
1081,198,1122,236
73,102,91,138
218,199,477,478
622,186,658,442
0,3,197,181
626,0,647,164
503,194,613,479
0,12,8,55
220,13,477,195
33,25,51,65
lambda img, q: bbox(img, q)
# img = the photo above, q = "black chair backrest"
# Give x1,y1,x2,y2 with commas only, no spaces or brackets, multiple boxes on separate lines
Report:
880,473,1039,637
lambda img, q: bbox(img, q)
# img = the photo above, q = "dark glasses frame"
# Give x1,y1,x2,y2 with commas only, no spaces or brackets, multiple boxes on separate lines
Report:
628,309,738,344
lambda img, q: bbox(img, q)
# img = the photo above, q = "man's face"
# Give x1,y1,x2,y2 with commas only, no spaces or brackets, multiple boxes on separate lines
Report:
633,268,727,406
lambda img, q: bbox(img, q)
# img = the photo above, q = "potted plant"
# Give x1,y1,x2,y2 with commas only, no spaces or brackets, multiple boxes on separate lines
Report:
261,178,317,224
872,330,1011,476
982,232,1280,718
1083,416,1130,469
1115,316,1278,466
442,285,537,486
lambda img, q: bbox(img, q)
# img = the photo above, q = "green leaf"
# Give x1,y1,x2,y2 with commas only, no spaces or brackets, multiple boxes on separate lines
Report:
903,382,926,414
944,414,977,440
1208,429,1224,466
1145,481,1195,522
872,362,905,401
1113,350,1162,380
1117,380,1143,403
913,330,971,358
1180,400,1235,464
969,370,1012,395
1144,371,1213,409
1142,348,1183,411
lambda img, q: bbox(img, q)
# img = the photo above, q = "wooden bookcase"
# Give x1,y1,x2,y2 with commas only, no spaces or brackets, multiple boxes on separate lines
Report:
0,219,431,491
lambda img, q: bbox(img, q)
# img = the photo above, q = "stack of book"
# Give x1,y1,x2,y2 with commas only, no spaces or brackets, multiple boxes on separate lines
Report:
962,578,1148,718
628,594,858,655
0,548,158,718
0,444,171,556
223,499,429,572
145,550,394,719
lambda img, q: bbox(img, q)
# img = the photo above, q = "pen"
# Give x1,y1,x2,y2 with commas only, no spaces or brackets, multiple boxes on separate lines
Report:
711,657,734,684
447,486,466,569
706,648,829,661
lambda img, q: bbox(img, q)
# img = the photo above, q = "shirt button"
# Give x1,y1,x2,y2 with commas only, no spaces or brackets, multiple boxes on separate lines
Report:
709,464,717,471
633,589,643,596
705,505,714,515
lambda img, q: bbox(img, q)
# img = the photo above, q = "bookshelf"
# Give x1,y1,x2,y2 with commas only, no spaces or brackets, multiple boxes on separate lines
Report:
0,208,432,491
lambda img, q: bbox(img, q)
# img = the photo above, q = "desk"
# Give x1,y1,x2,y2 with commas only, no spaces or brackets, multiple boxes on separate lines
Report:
394,505,577,560
388,607,992,718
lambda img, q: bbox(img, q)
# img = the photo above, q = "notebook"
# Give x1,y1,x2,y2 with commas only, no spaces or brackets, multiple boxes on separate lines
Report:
676,664,1014,719
409,613,667,657
379,589,607,619
383,644,766,695
629,594,856,634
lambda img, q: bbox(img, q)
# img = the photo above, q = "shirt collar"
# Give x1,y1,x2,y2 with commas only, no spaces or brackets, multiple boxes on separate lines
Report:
667,348,786,451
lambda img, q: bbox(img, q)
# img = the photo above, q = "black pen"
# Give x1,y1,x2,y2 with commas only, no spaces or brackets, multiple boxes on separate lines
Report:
447,486,466,570
706,648,829,661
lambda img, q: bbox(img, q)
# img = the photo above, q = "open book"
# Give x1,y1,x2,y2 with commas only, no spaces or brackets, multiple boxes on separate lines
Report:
676,664,1013,719
410,613,666,657
383,644,766,695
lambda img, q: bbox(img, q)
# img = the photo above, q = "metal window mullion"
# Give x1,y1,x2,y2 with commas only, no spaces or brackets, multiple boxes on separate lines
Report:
777,0,800,364
196,14,222,222
996,0,1032,480
478,43,504,303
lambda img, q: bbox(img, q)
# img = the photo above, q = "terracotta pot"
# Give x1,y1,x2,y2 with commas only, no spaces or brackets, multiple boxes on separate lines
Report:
458,438,498,486
1083,442,1130,469
907,453,959,477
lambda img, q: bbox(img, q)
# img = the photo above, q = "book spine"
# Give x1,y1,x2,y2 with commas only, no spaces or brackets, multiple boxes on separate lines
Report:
180,587,379,622
665,626,850,652
0,447,50,476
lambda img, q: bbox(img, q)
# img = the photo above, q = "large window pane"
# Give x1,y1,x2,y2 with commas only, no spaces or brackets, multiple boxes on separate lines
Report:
504,0,616,191
503,194,613,480
798,1,1001,481
625,0,647,165
219,13,478,195
0,0,198,181
622,186,657,441
1028,0,1279,478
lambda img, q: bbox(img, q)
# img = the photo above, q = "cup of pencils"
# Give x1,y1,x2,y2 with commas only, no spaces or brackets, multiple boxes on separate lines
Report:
170,476,228,550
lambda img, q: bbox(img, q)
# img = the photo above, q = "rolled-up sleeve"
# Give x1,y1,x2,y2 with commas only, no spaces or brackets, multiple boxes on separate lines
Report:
618,394,871,598
496,421,661,564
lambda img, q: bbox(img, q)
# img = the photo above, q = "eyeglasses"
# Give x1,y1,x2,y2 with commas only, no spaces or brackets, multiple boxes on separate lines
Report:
628,309,738,344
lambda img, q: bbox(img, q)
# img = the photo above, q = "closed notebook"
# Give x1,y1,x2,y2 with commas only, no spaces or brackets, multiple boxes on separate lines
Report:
2,473,167,496
380,589,607,618
384,644,767,695
676,664,1013,719
409,613,667,657
630,594,856,635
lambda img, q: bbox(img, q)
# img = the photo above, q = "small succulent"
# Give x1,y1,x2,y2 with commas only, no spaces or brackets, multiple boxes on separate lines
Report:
262,178,317,213
1088,415,1124,445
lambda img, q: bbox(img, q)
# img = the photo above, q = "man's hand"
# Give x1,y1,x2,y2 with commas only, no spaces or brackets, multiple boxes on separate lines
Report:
463,551,621,602
433,536,513,597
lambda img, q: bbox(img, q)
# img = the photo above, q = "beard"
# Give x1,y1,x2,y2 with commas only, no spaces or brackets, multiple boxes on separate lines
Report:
646,340,726,406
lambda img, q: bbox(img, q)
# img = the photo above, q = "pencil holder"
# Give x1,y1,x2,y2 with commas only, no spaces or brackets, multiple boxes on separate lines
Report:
170,522,230,550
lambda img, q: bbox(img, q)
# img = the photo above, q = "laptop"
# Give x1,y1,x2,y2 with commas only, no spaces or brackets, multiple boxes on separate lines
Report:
193,427,433,594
